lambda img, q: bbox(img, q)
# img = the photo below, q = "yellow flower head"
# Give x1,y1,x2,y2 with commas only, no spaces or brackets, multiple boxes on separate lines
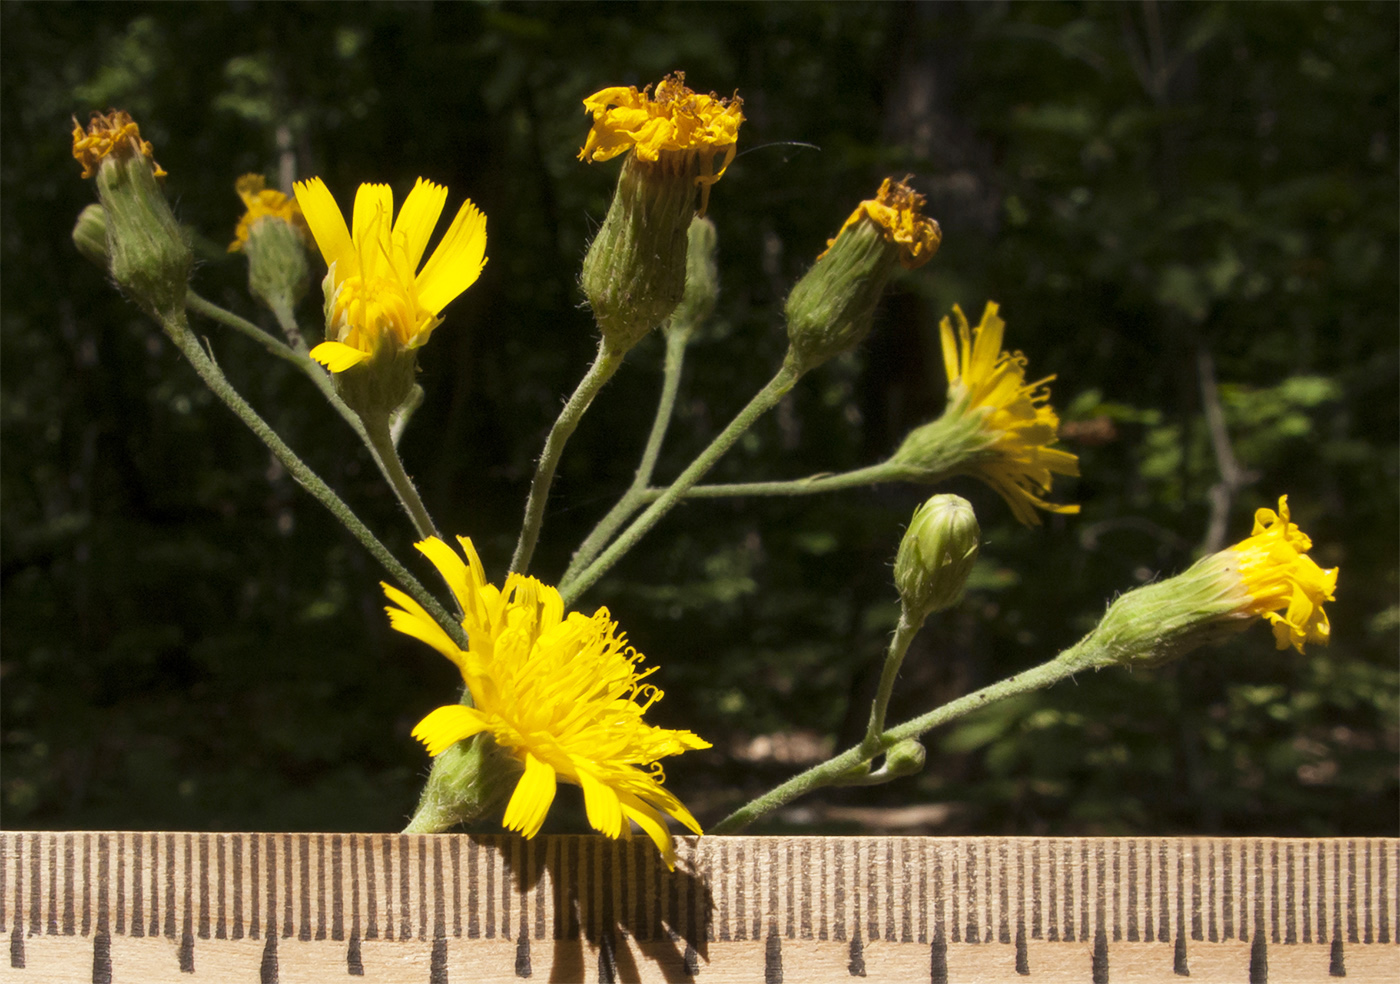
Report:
229,174,309,252
1225,496,1337,653
293,177,487,373
940,302,1079,524
821,177,942,270
579,72,744,214
71,110,167,180
385,537,710,867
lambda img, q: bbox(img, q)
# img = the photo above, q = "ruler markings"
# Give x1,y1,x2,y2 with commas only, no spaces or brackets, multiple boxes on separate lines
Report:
5,836,1397,982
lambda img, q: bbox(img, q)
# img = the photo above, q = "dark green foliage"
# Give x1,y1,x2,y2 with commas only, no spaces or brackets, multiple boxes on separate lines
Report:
3,2,1394,835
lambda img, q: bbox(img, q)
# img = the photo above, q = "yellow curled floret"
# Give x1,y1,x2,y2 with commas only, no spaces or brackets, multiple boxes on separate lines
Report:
821,177,942,270
1226,496,1337,653
579,72,744,213
71,110,166,180
229,174,309,252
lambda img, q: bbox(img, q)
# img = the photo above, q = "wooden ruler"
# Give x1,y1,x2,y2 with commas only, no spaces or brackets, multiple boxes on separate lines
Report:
1,833,1395,983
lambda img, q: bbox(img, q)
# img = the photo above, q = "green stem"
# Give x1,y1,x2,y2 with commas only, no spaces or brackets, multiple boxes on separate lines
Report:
510,338,626,575
861,608,923,754
361,412,440,542
560,359,802,607
159,308,468,652
710,642,1098,834
187,291,371,445
564,328,690,582
186,291,304,365
640,461,906,502
267,298,313,353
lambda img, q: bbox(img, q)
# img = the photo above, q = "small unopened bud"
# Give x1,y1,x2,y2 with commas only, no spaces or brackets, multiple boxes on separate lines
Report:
894,494,980,620
666,215,719,341
880,739,926,778
245,215,310,312
72,203,110,270
784,177,941,375
72,111,191,320
230,174,310,314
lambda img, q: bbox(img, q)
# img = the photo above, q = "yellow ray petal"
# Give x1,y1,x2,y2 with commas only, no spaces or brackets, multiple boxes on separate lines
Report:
412,705,489,756
382,583,466,672
577,767,624,840
502,753,557,839
416,200,487,314
352,183,393,280
309,341,369,372
294,178,353,271
415,538,475,618
621,802,676,868
394,178,449,274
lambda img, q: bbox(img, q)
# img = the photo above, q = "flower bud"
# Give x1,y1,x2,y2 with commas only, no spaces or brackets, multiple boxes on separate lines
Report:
579,74,743,353
229,174,310,314
784,177,941,375
880,738,927,778
72,111,191,320
894,494,980,620
666,215,719,341
72,203,110,270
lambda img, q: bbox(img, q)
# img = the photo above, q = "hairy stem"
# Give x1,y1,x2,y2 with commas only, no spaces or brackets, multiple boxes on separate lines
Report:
361,411,440,542
159,309,467,651
711,644,1096,834
559,360,802,606
510,339,626,575
565,328,690,581
639,461,906,502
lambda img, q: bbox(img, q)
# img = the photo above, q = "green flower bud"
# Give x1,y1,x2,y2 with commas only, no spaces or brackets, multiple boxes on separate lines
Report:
230,174,311,315
880,738,926,778
895,494,980,620
403,733,523,833
784,177,940,375
581,153,698,352
666,215,719,341
72,112,191,320
244,216,310,313
72,203,110,270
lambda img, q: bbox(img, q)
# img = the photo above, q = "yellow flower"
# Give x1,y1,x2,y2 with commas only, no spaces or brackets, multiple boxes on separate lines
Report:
579,72,744,215
293,177,487,372
938,302,1079,524
820,177,942,270
385,536,710,867
1225,496,1337,652
71,110,166,180
228,174,308,252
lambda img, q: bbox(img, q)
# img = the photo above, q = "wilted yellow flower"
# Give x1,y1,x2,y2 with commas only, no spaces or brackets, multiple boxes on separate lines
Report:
820,177,942,270
386,536,709,867
932,302,1078,524
1075,495,1337,668
71,110,166,180
294,177,487,373
579,72,744,214
1226,496,1337,652
229,174,308,252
